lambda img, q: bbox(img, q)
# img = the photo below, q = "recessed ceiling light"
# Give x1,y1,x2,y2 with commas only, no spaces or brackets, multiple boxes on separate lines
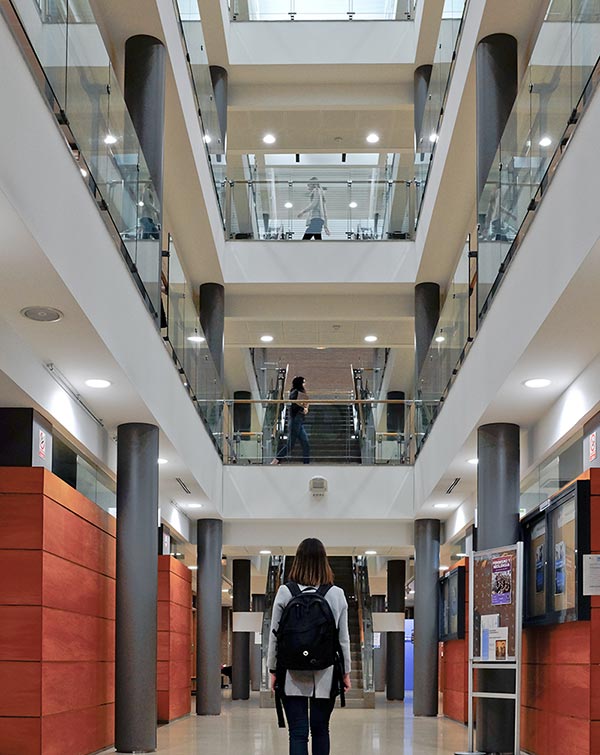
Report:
138,200,144,207
80,167,88,178
435,335,445,343
222,588,230,593
85,378,111,388
186,503,204,509
409,589,415,594
349,201,358,209
157,458,168,465
284,202,293,209
203,134,212,144
429,133,439,143
188,565,198,570
456,552,468,558
262,133,276,144
260,335,274,343
365,550,377,555
439,565,449,571
467,458,478,465
366,133,380,144
364,335,378,343
434,502,450,509
524,378,551,389
539,136,552,147
104,133,117,145
259,550,271,555
21,306,63,323
187,334,206,343
316,346,327,350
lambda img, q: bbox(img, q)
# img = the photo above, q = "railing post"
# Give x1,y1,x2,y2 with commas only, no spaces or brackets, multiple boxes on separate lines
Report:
407,180,416,239
225,180,233,238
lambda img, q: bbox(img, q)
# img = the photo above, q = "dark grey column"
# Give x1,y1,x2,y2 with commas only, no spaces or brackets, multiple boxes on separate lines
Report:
233,390,251,433
414,64,433,151
476,34,518,200
115,423,159,753
415,282,440,379
210,65,228,154
372,594,387,692
386,561,406,701
0,408,53,471
196,518,223,715
250,594,265,691
232,559,251,700
413,519,440,716
476,423,520,753
200,282,225,381
124,35,167,199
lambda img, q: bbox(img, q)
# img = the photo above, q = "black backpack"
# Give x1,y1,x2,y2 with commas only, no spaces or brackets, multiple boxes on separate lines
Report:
274,582,345,727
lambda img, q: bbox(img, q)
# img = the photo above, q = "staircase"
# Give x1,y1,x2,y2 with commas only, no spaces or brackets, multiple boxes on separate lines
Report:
285,404,362,464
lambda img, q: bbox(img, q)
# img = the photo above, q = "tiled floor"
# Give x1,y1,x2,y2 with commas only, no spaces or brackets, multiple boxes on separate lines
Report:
100,692,468,754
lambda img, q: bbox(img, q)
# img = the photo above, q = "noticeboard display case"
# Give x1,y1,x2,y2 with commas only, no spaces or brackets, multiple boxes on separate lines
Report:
521,479,590,626
438,565,466,641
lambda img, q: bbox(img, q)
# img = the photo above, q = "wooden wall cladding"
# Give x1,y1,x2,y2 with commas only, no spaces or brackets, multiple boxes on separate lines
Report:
441,558,469,725
0,467,116,755
157,555,192,723
520,468,600,755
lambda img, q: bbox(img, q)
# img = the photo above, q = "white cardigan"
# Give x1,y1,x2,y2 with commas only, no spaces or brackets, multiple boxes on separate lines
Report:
267,583,351,698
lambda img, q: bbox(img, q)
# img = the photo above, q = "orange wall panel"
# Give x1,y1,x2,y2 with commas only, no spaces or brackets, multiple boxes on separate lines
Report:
41,662,114,717
0,662,41,716
41,608,114,662
42,552,115,619
0,550,42,604
41,703,114,755
0,606,42,660
0,717,41,755
0,495,43,549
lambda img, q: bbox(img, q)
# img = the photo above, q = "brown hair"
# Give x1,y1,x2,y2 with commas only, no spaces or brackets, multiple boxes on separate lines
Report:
288,538,334,587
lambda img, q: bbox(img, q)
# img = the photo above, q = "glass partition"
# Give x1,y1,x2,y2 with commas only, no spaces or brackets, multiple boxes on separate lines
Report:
354,556,375,696
232,0,414,21
9,0,162,320
477,0,600,320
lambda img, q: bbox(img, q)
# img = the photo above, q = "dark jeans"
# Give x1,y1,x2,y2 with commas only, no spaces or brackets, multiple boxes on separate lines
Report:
302,232,322,240
283,696,335,755
277,414,310,463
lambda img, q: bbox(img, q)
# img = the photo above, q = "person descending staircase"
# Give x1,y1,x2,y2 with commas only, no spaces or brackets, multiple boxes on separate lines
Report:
285,403,361,464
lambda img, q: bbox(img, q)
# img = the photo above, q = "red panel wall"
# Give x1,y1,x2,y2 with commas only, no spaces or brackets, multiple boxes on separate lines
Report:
0,467,116,755
157,555,192,723
441,558,469,724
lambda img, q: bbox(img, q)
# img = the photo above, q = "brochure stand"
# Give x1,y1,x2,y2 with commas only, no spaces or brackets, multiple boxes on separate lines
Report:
455,542,523,755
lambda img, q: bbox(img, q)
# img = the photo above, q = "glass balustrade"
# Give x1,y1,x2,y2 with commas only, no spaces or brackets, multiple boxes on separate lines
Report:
477,0,600,320
225,174,415,240
8,0,163,320
415,0,468,217
231,0,414,21
221,398,438,464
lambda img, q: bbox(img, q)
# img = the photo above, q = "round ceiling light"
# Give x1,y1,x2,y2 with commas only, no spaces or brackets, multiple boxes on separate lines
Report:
539,136,552,147
434,502,450,509
435,335,445,343
262,133,276,144
366,133,380,144
284,202,293,209
21,306,63,323
157,458,168,465
467,458,478,465
187,334,205,343
85,378,111,389
439,565,449,571
186,503,204,509
429,133,439,143
188,565,198,570
203,134,212,144
349,201,358,209
364,335,378,343
260,550,272,555
80,167,88,178
104,133,117,145
524,378,551,389
260,335,274,343
364,550,377,555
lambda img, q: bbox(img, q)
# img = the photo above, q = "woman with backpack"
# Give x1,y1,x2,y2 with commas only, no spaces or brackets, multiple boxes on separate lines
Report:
267,538,351,755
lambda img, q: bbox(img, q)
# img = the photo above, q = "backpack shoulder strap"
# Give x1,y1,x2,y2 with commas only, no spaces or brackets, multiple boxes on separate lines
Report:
317,584,333,598
284,581,301,597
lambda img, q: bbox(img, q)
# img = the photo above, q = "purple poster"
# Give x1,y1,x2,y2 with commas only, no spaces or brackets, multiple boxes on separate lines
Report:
491,556,513,606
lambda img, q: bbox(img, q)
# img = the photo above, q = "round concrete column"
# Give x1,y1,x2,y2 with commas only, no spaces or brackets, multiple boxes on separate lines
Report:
232,559,251,699
200,282,225,381
386,560,406,700
210,65,228,154
115,423,159,752
196,518,223,715
414,64,433,151
415,282,440,380
476,422,520,753
413,519,440,716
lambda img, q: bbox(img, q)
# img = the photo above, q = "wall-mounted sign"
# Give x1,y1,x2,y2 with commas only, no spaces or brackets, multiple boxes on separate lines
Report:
590,432,597,462
38,429,46,460
582,554,600,596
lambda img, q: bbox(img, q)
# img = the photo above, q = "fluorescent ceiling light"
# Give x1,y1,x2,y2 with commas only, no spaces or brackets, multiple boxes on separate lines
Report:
435,335,445,343
539,136,552,147
364,335,378,343
187,335,205,343
262,133,276,144
260,550,272,555
366,133,380,143
260,335,274,343
434,502,450,509
104,133,117,145
524,378,551,389
365,550,377,555
284,202,293,209
349,201,358,209
467,458,478,465
85,378,111,388
157,458,168,465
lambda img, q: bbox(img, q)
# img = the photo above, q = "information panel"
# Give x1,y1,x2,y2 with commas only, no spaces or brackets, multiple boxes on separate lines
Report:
438,565,465,642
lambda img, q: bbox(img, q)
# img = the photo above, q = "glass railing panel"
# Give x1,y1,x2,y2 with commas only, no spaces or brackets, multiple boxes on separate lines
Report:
477,0,600,321
235,0,406,21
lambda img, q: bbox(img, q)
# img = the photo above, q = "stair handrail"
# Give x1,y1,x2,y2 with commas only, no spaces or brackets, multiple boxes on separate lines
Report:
262,366,288,461
260,555,284,692
354,555,375,695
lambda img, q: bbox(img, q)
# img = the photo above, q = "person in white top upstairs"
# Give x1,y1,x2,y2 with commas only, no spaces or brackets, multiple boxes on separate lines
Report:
268,538,351,755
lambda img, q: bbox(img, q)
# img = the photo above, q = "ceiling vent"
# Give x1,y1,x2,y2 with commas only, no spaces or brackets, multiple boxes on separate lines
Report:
176,477,192,495
445,477,461,495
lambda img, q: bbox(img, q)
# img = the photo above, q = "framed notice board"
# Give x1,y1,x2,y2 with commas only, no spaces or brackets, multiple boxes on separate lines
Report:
521,479,590,626
438,565,466,641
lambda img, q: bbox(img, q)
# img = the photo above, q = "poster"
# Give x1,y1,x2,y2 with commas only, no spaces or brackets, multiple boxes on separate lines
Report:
554,541,566,595
488,626,508,661
480,614,499,660
552,498,576,612
491,556,513,605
